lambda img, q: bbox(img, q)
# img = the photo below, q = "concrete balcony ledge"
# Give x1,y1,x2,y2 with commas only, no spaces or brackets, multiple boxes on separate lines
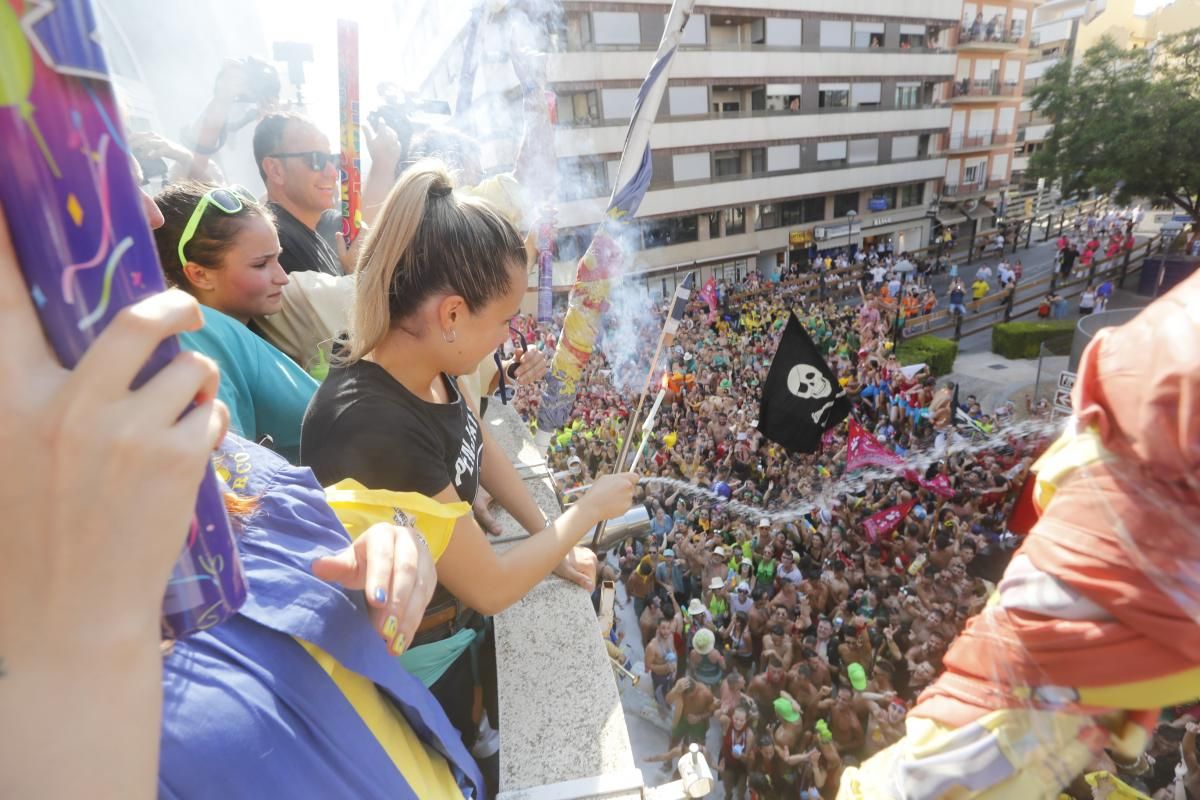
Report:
482,403,642,800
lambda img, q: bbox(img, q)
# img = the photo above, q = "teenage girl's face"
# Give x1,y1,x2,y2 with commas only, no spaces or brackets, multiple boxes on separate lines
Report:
450,261,525,375
202,216,287,321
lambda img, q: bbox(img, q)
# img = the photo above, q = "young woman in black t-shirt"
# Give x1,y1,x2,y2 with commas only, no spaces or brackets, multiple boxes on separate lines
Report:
300,161,637,749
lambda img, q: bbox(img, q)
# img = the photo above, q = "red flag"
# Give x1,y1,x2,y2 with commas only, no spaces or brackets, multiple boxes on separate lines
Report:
847,419,903,472
919,473,955,499
1006,472,1040,536
862,499,916,543
701,277,718,323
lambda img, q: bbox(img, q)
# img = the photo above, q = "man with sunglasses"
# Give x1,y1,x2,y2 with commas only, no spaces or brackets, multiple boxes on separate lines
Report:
253,112,344,278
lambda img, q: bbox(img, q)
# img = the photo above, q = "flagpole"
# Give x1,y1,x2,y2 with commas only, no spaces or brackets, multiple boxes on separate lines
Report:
591,272,694,547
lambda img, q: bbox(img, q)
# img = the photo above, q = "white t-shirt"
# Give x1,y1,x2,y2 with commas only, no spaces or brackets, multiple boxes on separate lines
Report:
870,266,887,284
777,564,803,586
976,266,992,282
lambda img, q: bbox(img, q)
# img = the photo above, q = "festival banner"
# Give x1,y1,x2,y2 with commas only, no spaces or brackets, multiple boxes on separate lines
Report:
862,500,916,543
700,276,718,323
847,419,904,472
337,19,362,244
536,0,698,444
0,0,245,637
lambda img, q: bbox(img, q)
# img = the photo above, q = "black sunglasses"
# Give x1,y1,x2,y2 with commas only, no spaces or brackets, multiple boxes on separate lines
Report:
493,326,529,405
268,151,339,171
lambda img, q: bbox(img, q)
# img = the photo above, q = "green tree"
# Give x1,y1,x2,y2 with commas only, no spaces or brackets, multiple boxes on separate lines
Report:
1029,29,1200,225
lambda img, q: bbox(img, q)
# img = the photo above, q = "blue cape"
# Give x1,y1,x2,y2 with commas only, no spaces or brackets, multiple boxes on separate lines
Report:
158,436,484,799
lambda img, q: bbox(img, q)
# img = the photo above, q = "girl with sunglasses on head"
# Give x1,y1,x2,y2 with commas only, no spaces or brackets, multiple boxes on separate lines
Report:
153,182,317,462
301,160,638,766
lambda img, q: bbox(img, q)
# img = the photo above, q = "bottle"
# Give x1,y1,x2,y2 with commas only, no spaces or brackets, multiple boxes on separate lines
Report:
0,0,245,637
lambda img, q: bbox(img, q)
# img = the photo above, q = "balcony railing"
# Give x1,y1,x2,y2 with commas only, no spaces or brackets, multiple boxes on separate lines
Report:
957,23,1025,46
556,101,944,129
943,177,1008,196
944,130,1015,149
552,40,952,55
950,79,1021,99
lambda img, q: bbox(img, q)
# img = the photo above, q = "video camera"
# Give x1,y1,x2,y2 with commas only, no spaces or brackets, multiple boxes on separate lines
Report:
231,56,281,106
368,82,452,162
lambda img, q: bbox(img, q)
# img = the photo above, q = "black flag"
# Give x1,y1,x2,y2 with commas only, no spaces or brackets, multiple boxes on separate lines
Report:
757,312,850,453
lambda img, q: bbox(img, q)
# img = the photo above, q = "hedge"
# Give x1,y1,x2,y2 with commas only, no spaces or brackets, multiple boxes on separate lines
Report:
991,320,1076,359
896,335,958,376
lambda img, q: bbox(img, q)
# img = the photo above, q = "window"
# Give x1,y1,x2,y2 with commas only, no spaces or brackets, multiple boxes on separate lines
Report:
766,83,802,112
558,90,599,125
869,187,896,211
668,86,708,116
819,20,851,48
899,24,927,49
892,135,919,160
708,211,723,238
755,203,780,231
990,153,1009,180
780,196,825,226
672,153,711,182
1003,59,1021,86
750,148,766,174
899,182,926,207
714,150,742,178
895,83,921,109
564,12,593,50
766,144,800,172
848,138,879,165
817,140,847,161
963,162,982,184
765,18,802,46
592,12,640,45
724,206,746,235
818,83,849,109
558,157,608,201
679,13,707,45
851,83,882,108
833,192,859,218
853,22,884,49
601,88,639,120
641,215,699,249
556,224,598,262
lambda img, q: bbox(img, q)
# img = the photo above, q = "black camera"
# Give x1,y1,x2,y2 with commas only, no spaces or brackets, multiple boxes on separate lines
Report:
234,56,281,105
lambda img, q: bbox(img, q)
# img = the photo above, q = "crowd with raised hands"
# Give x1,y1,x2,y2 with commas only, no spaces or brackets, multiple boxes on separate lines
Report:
510,257,1198,799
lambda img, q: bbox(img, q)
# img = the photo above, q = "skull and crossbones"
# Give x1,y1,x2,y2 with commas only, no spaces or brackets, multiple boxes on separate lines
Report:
787,364,837,423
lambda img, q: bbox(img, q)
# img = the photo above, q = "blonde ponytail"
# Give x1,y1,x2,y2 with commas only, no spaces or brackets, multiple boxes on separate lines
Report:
345,158,525,363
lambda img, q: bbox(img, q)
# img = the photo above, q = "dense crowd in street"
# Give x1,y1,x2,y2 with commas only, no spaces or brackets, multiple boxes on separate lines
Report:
510,228,1197,798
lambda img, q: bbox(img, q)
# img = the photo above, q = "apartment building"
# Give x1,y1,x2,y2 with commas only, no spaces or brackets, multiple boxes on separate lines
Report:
423,1,962,296
1015,0,1200,186
937,0,1037,239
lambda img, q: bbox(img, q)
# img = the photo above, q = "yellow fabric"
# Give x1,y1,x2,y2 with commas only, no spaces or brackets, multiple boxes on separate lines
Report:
298,641,464,799
1083,771,1153,800
1029,425,1114,511
323,479,470,561
1076,663,1200,713
838,709,1099,799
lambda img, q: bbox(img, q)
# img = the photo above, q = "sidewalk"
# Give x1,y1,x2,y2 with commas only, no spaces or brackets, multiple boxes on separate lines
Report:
944,350,1069,415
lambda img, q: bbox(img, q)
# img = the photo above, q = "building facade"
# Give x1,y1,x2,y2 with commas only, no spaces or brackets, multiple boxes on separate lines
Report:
425,1,965,295
937,0,1038,243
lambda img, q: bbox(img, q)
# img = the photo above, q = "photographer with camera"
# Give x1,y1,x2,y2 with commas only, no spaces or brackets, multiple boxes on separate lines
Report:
188,58,280,185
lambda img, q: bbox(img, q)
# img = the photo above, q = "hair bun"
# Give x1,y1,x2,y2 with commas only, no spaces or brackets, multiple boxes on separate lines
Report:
428,182,453,199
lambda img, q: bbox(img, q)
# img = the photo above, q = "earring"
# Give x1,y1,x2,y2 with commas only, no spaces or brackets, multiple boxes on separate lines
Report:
442,329,457,344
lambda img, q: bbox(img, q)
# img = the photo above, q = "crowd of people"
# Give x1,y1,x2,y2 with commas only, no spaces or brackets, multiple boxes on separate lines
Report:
510,244,1197,799
6,41,1195,800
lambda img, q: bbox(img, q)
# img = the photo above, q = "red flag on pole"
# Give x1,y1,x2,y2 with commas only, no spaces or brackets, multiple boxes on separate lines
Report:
862,499,916,543
847,419,903,472
1006,472,1041,536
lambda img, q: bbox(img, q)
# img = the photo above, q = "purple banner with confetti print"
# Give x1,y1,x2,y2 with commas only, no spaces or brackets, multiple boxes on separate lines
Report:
0,0,245,638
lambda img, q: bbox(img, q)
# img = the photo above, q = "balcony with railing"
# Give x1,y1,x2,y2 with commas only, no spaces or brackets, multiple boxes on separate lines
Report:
943,130,1015,152
949,79,1021,101
956,21,1027,49
944,177,1008,196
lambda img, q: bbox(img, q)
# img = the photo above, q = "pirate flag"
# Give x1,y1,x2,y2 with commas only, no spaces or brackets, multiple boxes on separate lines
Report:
757,312,850,453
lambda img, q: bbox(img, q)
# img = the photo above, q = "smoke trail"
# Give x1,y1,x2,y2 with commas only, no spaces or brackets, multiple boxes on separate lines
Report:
640,416,1065,524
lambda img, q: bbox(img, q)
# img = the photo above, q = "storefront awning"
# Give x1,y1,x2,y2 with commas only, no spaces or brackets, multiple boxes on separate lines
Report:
937,210,967,226
966,204,995,221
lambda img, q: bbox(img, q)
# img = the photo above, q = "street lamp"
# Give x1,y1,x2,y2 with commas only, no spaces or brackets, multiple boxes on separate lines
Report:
846,209,858,256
